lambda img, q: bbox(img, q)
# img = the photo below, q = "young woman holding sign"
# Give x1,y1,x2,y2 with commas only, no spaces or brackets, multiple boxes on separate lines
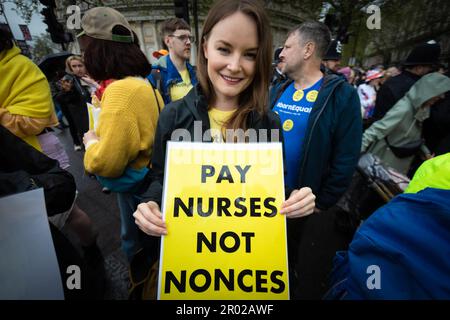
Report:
134,0,317,300
134,0,315,237
78,7,163,262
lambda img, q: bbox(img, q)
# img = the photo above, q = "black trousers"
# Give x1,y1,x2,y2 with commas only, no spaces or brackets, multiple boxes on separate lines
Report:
59,102,89,146
287,208,355,299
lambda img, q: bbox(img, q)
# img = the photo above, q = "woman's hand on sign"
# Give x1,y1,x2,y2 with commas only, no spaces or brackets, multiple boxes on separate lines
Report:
279,187,315,218
133,201,167,237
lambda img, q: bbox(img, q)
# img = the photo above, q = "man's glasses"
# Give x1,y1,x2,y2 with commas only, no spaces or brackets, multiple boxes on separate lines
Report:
169,34,195,43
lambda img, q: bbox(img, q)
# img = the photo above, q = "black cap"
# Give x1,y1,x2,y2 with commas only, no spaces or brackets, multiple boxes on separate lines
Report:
403,40,441,66
273,47,283,64
323,40,342,60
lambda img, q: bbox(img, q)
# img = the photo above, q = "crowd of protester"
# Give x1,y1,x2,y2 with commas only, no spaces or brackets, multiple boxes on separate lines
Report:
1,0,449,300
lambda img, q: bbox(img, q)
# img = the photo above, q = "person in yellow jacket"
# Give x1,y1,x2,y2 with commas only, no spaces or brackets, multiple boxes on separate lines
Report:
0,28,103,276
0,32,58,150
80,7,163,261
405,152,450,193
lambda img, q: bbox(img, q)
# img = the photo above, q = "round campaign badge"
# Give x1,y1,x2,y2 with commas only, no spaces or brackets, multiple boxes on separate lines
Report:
283,119,294,131
293,89,304,102
306,90,319,102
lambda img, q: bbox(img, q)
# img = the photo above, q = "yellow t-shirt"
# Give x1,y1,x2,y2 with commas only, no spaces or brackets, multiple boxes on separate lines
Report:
169,68,193,102
208,107,236,142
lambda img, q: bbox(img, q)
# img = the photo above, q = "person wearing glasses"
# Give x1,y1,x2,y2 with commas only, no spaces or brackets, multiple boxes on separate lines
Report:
148,18,198,104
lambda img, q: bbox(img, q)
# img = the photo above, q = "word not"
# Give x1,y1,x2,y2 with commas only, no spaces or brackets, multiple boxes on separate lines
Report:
197,231,255,253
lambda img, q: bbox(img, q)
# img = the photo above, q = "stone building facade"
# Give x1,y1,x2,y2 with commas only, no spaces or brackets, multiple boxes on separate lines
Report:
361,0,450,68
57,0,306,64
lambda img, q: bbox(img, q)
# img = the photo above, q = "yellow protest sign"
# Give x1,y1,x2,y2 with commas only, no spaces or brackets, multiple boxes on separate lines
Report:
86,102,101,131
158,142,289,300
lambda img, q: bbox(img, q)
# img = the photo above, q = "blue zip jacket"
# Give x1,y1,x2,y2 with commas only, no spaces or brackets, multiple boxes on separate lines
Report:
147,55,198,104
270,73,362,210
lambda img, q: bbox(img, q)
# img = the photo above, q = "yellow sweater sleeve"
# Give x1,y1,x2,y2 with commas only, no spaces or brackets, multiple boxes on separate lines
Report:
83,78,160,178
0,108,58,138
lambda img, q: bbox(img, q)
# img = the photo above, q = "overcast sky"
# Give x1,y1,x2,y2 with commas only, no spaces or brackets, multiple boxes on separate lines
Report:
0,2,47,41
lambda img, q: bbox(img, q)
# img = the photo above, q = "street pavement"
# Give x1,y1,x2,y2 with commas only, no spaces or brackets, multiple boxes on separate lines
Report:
55,127,129,299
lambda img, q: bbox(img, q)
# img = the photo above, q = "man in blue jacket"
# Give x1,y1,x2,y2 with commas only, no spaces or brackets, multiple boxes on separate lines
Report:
148,18,198,104
270,21,362,298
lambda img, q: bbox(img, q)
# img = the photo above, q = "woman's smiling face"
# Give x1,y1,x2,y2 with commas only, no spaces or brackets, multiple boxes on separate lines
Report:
203,11,258,110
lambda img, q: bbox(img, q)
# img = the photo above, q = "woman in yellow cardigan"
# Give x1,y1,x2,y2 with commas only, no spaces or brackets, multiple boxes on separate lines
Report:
80,7,163,261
